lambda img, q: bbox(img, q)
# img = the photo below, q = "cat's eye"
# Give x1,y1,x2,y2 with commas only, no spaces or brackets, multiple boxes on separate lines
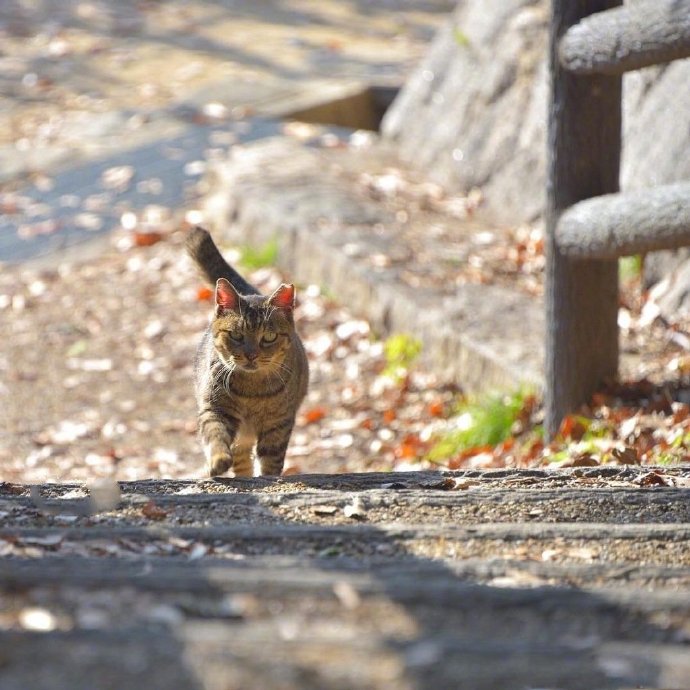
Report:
261,332,278,345
228,330,244,342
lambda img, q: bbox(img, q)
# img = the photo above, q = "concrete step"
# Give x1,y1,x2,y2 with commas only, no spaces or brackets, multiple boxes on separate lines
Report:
2,627,688,690
2,469,689,689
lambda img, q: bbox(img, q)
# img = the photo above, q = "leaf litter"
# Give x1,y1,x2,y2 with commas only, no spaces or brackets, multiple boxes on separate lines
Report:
1,219,690,483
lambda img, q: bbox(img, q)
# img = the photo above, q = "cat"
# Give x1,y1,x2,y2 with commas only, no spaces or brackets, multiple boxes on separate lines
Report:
186,227,309,477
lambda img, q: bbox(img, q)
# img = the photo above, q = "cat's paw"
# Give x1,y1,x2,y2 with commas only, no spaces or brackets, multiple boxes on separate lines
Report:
208,454,232,477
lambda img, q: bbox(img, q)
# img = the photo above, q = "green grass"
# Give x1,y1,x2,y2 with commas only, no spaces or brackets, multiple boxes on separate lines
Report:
383,334,422,381
239,239,279,270
427,390,530,462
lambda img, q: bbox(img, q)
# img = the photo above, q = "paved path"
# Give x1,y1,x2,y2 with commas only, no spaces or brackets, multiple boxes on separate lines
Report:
0,0,452,264
1,467,689,689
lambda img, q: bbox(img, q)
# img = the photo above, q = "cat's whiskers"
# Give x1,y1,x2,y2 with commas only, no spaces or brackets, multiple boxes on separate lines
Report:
274,361,293,378
270,364,287,388
221,361,236,393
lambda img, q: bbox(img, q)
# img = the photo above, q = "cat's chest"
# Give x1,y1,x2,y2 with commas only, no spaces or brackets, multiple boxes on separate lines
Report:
221,376,288,418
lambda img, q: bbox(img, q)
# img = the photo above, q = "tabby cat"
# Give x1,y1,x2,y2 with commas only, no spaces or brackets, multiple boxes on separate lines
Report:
186,227,309,477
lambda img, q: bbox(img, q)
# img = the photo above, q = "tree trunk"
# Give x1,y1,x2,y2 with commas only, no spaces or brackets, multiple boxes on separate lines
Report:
545,0,622,438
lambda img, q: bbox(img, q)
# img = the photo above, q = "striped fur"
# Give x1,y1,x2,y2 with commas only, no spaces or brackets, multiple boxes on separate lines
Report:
187,227,309,477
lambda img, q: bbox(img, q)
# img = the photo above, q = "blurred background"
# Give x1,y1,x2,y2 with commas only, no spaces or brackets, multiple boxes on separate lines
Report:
2,0,690,484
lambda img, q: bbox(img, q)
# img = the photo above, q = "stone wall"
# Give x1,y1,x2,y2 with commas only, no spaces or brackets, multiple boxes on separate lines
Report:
382,0,690,227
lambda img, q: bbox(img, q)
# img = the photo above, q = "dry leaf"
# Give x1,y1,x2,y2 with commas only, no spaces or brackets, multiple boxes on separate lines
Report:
141,501,168,520
333,581,361,609
565,453,599,468
134,231,163,247
611,447,640,465
637,471,672,487
304,407,326,424
313,505,338,516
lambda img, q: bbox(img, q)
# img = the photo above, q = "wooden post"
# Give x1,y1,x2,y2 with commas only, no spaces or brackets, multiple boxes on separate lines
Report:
545,0,622,438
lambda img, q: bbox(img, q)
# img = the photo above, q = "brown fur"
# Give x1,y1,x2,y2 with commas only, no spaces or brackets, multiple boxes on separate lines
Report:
186,227,308,477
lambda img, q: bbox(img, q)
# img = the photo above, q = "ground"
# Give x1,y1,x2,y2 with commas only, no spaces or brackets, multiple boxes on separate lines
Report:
2,214,690,483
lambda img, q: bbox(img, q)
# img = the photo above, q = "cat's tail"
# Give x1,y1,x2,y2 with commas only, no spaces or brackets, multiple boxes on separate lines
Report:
185,226,259,296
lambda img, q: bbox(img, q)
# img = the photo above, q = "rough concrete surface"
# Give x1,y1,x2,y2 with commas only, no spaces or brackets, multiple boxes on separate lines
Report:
382,0,690,225
1,467,689,690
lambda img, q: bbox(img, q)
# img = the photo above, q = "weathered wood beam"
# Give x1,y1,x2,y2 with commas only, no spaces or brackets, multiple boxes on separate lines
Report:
556,182,690,259
560,0,690,75
545,0,622,439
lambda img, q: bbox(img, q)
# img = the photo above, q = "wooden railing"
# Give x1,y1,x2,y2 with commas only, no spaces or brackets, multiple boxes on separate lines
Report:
545,0,690,437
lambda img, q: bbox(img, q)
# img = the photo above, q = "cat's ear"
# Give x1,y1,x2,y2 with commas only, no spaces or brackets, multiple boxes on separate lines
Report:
215,278,241,315
268,283,295,312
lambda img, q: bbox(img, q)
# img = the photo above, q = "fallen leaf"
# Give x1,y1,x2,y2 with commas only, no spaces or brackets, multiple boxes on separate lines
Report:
427,400,445,417
313,505,338,516
610,447,640,465
452,478,478,490
564,453,599,468
134,231,163,247
101,165,134,191
422,477,457,490
333,581,361,609
141,501,168,520
304,407,326,424
558,415,588,441
637,471,672,487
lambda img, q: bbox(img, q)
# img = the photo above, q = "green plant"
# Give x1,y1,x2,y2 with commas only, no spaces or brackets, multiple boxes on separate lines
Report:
654,452,678,466
427,390,529,461
239,239,279,270
453,27,471,48
383,334,422,381
619,255,642,282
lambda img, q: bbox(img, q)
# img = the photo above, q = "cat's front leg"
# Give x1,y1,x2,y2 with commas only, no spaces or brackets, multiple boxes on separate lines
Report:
198,407,240,477
257,417,294,476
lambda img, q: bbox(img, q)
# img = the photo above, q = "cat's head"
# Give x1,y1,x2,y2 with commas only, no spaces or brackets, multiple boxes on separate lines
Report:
211,278,295,373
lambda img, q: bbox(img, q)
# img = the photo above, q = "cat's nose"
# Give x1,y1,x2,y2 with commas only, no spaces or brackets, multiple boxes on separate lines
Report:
245,351,259,362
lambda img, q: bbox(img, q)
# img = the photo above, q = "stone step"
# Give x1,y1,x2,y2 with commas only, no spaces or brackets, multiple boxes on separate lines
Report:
1,553,689,593
8,486,690,526
3,521,690,543
10,465,684,496
0,627,688,690
2,471,690,688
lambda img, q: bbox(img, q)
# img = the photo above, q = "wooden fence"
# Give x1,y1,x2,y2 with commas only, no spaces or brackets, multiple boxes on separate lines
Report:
545,0,690,437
